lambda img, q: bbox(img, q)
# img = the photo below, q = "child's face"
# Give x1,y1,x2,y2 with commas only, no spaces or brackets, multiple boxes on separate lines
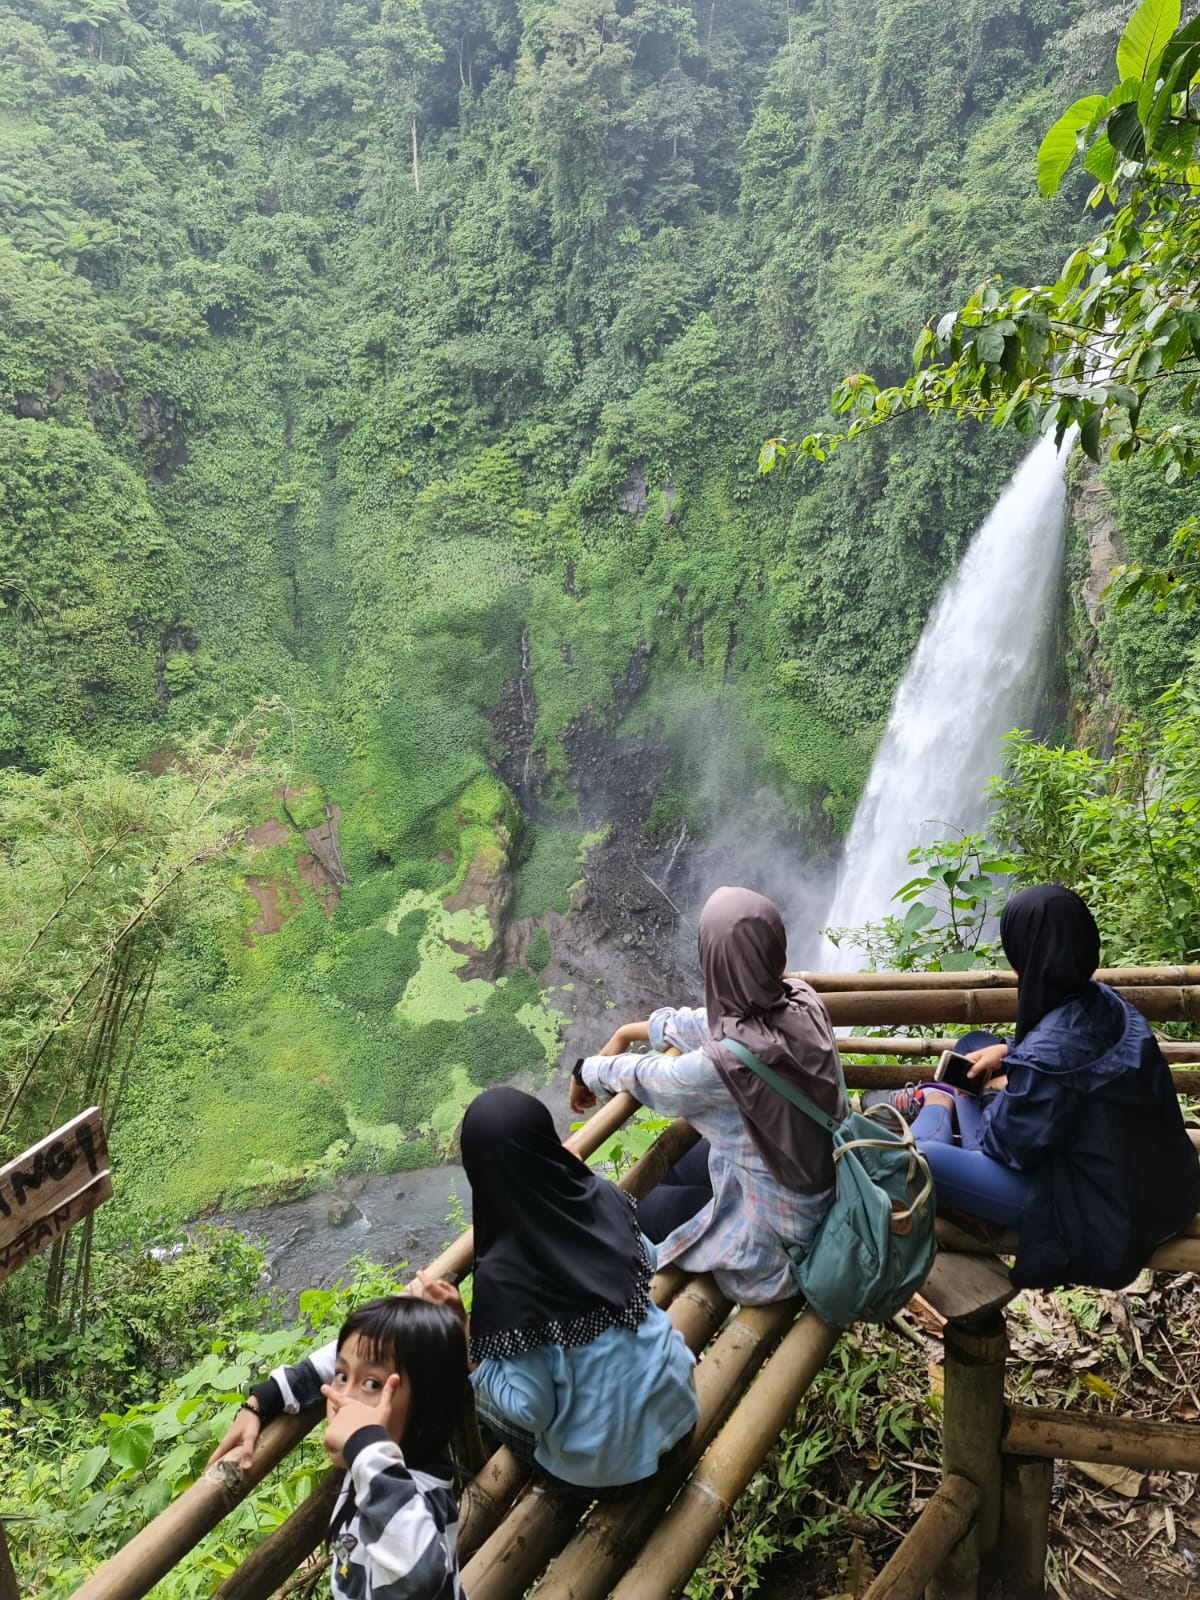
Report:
328,1331,412,1449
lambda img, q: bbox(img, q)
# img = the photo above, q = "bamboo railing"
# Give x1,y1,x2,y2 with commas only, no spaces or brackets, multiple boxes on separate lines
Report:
68,968,1200,1600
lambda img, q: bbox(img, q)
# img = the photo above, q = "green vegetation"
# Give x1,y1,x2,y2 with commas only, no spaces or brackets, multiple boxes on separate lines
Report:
7,0,1200,1591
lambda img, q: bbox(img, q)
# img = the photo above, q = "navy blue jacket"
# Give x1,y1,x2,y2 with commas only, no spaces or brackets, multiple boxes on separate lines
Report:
979,983,1198,1289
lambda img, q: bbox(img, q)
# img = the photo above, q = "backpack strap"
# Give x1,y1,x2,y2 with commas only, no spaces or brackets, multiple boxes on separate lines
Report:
721,1038,844,1134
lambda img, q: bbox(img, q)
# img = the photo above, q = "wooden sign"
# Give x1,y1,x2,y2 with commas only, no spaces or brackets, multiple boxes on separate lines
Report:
0,1106,111,1284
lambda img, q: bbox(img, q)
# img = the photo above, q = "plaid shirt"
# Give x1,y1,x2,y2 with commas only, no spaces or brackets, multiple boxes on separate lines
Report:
582,1006,833,1305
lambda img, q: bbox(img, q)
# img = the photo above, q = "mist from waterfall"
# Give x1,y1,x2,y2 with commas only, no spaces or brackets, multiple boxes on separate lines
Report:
821,432,1071,968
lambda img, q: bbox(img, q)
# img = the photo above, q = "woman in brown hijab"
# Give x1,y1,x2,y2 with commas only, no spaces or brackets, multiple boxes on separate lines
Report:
571,886,845,1304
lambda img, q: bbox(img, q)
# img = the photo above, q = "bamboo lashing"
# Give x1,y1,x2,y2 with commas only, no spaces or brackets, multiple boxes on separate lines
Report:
609,1309,840,1600
459,1274,731,1600
1002,1404,1200,1473
528,1300,798,1600
860,1475,981,1600
793,966,1200,991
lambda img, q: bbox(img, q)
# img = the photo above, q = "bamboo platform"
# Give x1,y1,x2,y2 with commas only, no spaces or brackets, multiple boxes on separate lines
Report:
68,970,1200,1600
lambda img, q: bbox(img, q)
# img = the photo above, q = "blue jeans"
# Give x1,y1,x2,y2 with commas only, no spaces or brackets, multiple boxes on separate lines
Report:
912,1032,1030,1228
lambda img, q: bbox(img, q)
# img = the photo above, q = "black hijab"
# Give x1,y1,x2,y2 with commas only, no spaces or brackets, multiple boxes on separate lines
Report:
460,1086,650,1363
1000,884,1101,1044
700,886,844,1194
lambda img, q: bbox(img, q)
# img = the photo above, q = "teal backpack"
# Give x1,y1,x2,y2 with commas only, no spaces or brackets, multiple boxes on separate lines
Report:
723,1040,937,1329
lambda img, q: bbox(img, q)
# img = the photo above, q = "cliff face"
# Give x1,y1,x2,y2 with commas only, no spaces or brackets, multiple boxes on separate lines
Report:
1064,462,1122,749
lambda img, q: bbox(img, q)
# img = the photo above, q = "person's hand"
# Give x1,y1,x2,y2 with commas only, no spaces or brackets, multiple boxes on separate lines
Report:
321,1374,407,1467
408,1271,466,1321
965,1042,1009,1081
569,1075,597,1113
206,1407,261,1473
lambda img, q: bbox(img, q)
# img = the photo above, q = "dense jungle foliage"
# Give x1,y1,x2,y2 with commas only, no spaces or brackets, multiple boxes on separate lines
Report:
3,0,1174,1207
7,0,1200,1591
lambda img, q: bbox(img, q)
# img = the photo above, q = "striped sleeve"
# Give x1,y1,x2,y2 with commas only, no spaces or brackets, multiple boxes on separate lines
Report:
343,1427,459,1600
251,1339,337,1419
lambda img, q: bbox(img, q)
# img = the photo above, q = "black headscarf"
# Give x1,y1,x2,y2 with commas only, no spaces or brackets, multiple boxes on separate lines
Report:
460,1086,651,1364
700,886,845,1194
1000,884,1101,1044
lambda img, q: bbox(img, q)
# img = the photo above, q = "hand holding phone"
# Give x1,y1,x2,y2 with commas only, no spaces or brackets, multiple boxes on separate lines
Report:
934,1050,982,1095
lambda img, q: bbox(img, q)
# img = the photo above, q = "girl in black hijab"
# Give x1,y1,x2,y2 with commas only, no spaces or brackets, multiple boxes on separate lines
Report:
913,884,1197,1289
431,1087,698,1490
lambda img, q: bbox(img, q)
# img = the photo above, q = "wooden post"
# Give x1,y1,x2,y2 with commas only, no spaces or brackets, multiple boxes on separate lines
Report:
998,1456,1052,1600
928,1313,1007,1600
860,1475,980,1600
0,1523,19,1600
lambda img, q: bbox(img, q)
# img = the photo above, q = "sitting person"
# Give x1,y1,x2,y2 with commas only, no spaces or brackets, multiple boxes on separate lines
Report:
570,885,845,1305
911,883,1199,1289
442,1084,699,1492
210,1296,469,1600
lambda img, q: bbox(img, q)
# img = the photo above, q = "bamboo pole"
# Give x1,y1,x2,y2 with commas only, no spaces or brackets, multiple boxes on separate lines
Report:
529,1301,798,1600
210,1471,340,1600
839,1036,1200,1067
998,1455,1052,1600
792,967,1200,991
819,986,1200,1027
1003,1404,1200,1472
71,1409,324,1600
859,1474,981,1600
928,1314,1007,1600
609,1310,840,1600
840,1059,1200,1092
459,1274,731,1600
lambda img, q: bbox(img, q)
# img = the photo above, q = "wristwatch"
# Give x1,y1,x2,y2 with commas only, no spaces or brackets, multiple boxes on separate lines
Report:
571,1057,588,1087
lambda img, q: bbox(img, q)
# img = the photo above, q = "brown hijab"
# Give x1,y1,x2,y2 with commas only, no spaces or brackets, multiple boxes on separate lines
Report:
700,886,845,1194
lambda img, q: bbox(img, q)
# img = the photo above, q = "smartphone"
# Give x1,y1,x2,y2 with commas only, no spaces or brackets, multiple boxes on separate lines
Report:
935,1050,981,1095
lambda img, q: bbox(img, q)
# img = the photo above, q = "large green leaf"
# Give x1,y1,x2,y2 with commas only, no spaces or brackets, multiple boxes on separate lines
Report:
1116,0,1180,85
1036,95,1107,195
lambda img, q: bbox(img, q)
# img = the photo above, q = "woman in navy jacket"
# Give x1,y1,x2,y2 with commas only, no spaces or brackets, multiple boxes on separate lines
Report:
913,884,1198,1289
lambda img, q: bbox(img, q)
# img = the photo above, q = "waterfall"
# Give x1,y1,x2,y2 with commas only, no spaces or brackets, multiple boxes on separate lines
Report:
821,432,1071,967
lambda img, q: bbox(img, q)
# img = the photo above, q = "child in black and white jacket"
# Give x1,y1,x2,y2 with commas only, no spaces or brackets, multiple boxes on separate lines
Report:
210,1296,469,1600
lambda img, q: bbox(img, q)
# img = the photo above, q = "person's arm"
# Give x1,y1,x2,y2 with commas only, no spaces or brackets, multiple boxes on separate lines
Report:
471,1351,558,1437
582,1046,727,1120
978,1058,1075,1170
342,1431,458,1597
597,1019,650,1055
207,1340,337,1469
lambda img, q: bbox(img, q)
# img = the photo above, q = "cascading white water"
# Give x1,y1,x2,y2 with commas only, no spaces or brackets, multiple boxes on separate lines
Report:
822,432,1072,967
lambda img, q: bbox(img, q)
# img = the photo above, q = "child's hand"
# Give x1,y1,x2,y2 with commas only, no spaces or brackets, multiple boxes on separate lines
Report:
408,1272,466,1320
207,1407,261,1473
321,1375,405,1467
